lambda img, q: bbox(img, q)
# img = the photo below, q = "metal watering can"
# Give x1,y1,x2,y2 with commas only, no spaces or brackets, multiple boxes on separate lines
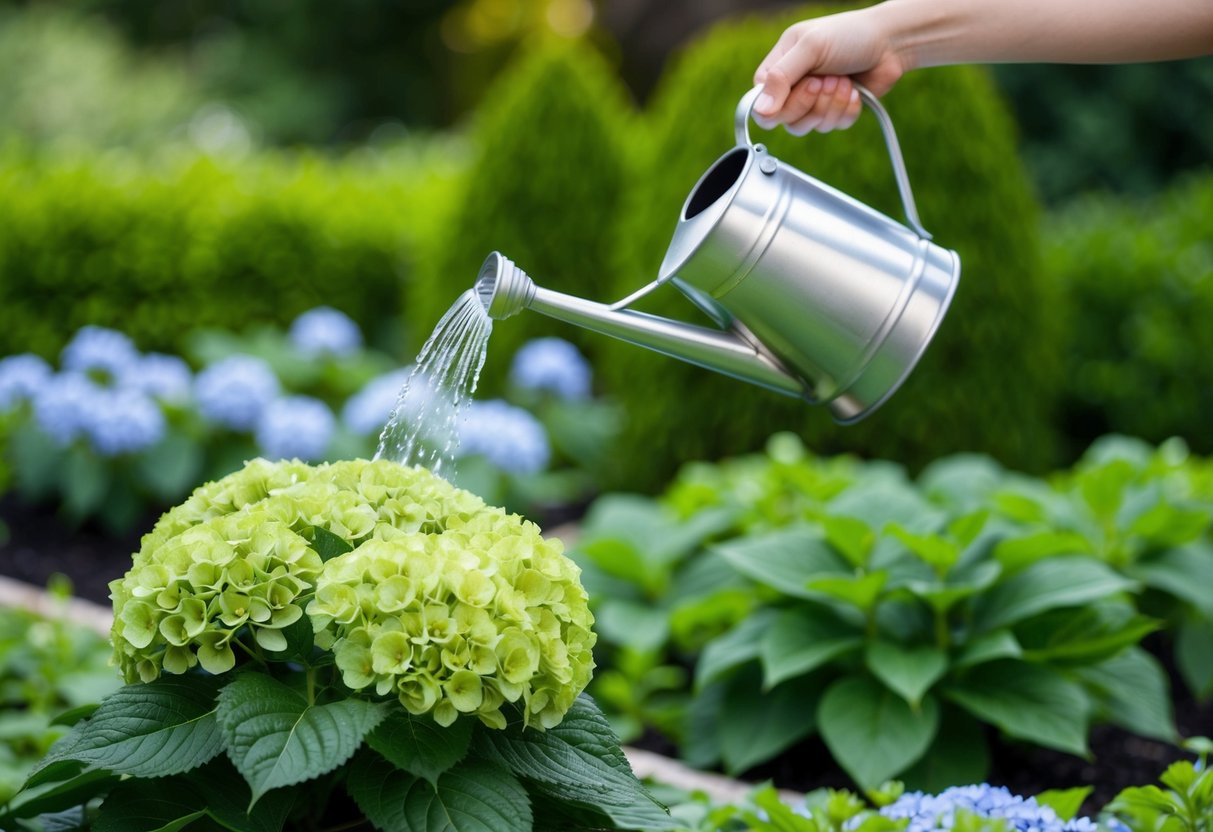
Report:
476,84,960,422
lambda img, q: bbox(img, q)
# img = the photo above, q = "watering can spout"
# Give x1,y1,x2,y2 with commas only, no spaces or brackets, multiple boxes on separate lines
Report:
475,252,807,400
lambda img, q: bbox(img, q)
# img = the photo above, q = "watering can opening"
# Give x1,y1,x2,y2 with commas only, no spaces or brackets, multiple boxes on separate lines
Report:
684,147,748,221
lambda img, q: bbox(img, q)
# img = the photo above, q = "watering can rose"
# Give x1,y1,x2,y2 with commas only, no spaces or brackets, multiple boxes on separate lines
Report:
109,458,596,729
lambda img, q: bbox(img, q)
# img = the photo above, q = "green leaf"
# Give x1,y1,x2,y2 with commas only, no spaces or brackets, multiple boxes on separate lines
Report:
48,704,100,728
864,642,947,707
93,779,207,832
1073,648,1177,742
888,526,959,574
719,667,822,775
9,421,65,499
713,527,849,599
943,661,1090,756
1017,604,1160,665
135,433,204,501
367,711,473,785
993,532,1091,572
695,608,777,690
1177,617,1213,700
308,526,354,562
1035,788,1093,821
806,572,888,613
30,675,225,784
1130,544,1213,618
821,516,876,568
1078,460,1134,520
476,695,676,830
0,770,118,826
760,607,862,689
215,672,387,805
954,630,1022,669
900,708,989,794
973,557,1138,632
63,447,110,521
348,753,532,832
184,759,297,832
829,479,943,533
1128,503,1209,546
593,599,670,653
818,677,939,789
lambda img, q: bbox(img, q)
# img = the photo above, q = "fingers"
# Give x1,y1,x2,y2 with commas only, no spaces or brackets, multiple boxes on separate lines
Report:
815,80,861,133
783,77,861,136
754,24,817,118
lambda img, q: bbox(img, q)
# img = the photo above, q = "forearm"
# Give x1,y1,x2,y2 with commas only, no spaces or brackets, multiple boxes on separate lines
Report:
876,0,1213,69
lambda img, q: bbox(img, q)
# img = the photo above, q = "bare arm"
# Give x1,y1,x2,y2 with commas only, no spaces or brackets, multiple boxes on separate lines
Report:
753,0,1213,133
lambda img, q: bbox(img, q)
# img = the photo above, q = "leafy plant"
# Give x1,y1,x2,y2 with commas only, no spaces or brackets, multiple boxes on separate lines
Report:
1103,737,1213,832
2,458,673,832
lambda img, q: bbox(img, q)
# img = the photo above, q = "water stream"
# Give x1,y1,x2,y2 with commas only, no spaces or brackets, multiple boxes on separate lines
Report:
374,288,493,475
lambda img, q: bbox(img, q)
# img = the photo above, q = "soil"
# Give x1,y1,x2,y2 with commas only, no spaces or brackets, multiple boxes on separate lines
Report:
2,496,1210,818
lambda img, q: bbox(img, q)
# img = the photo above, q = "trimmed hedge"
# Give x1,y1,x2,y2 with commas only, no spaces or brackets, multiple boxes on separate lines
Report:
1048,172,1213,455
600,6,1062,491
405,43,636,389
0,143,463,359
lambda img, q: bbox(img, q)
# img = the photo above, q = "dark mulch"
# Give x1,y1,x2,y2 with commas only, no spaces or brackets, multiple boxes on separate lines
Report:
2,496,1210,817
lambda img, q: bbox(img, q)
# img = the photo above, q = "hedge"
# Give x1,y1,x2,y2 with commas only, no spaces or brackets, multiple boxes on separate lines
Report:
599,6,1063,491
1048,172,1213,455
0,142,463,359
404,43,636,390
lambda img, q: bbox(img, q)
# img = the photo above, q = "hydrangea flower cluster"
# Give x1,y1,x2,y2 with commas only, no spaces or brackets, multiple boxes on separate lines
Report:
879,785,1097,832
255,395,337,461
458,399,550,475
110,458,596,731
508,337,592,400
61,325,140,381
342,368,412,436
289,306,363,358
0,354,52,410
195,355,281,432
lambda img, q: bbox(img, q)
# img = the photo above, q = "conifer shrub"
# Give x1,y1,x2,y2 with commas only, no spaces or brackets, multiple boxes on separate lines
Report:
405,43,636,391
0,144,461,359
601,7,1062,490
1047,172,1213,455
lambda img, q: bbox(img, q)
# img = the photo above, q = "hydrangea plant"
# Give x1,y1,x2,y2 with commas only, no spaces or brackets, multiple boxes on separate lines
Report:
7,459,671,832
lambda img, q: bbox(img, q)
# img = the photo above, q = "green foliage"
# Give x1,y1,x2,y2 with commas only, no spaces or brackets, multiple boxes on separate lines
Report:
0,601,121,805
573,434,1208,789
407,42,636,391
1045,173,1213,456
0,141,462,360
601,5,1060,491
1103,739,1213,832
6,459,669,832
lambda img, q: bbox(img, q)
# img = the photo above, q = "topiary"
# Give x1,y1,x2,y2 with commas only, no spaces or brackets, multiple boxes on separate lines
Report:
1046,172,1213,456
600,6,1062,491
405,41,637,391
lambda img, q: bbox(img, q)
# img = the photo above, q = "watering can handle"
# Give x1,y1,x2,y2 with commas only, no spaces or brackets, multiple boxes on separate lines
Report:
736,84,932,240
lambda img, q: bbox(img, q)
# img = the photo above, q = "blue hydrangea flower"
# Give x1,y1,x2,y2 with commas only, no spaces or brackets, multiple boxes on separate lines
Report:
508,337,592,400
341,368,411,436
32,373,101,446
195,355,280,431
84,389,167,456
879,785,1096,832
255,395,336,461
60,326,140,381
0,354,53,411
289,306,363,358
120,353,192,403
458,399,550,474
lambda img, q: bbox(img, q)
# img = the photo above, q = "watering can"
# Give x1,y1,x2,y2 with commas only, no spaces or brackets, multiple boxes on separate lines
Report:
476,84,960,423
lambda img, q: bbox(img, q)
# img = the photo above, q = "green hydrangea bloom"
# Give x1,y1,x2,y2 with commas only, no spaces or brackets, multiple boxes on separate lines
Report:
109,458,596,730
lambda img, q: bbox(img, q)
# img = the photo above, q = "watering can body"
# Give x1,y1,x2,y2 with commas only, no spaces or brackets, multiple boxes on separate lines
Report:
479,85,960,423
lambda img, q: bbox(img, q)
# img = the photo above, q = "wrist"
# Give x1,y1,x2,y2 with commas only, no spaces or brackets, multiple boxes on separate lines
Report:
870,0,965,72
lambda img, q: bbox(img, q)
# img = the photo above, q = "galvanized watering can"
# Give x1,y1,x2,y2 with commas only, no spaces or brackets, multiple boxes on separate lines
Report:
476,84,960,422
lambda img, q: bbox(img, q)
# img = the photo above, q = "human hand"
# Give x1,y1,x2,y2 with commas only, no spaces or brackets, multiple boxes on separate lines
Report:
752,7,908,134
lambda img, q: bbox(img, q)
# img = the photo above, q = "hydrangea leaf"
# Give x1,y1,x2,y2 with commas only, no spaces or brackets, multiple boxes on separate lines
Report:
760,607,862,690
348,753,531,832
1072,647,1178,743
30,675,225,783
215,673,387,805
366,711,474,785
135,433,204,502
942,660,1090,756
0,770,118,827
864,641,948,707
1177,617,1213,700
818,676,940,789
712,527,849,599
695,608,778,690
1035,787,1093,821
476,695,676,830
1129,543,1213,619
718,667,822,776
972,557,1139,632
63,446,111,521
309,526,355,562
94,779,207,832
899,708,990,794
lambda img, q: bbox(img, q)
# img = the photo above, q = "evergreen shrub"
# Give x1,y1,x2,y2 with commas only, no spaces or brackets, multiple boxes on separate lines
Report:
0,143,463,359
1046,173,1213,455
601,6,1062,491
406,43,636,390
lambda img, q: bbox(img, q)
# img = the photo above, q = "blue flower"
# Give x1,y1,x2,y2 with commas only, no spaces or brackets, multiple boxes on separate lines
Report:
195,355,280,431
341,368,411,436
879,784,1096,832
289,306,363,358
119,353,193,403
83,389,167,456
255,395,336,461
508,337,592,400
60,326,139,381
458,399,550,475
32,373,100,446
0,354,53,411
